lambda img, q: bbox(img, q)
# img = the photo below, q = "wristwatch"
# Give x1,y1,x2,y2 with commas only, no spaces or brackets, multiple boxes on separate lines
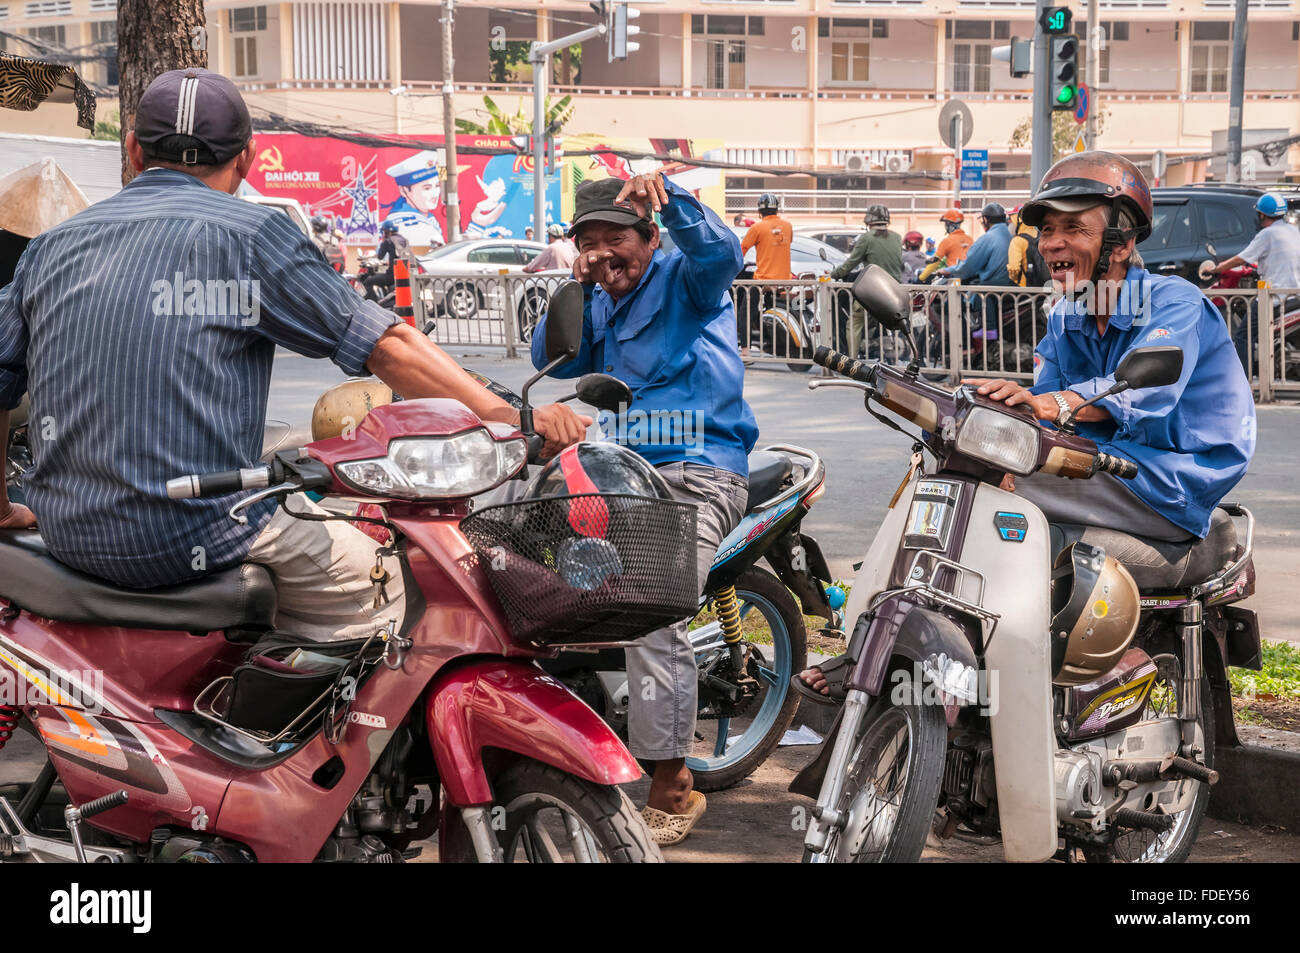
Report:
1050,391,1072,427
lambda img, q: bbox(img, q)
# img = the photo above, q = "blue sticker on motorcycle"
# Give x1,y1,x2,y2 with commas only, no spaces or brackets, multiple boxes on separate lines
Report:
994,511,1029,543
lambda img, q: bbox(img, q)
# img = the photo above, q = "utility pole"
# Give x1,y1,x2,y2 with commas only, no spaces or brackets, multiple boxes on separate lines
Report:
1031,0,1053,190
1085,1,1099,150
1225,0,1249,183
529,4,635,233
440,0,460,242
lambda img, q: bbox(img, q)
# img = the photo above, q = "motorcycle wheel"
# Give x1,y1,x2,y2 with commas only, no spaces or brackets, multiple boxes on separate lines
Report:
803,672,946,863
688,567,807,793
438,760,663,863
518,289,549,342
1088,670,1214,864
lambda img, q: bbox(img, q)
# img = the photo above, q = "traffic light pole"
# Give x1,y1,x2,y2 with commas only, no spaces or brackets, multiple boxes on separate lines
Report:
1225,0,1249,183
1031,0,1052,190
529,23,607,235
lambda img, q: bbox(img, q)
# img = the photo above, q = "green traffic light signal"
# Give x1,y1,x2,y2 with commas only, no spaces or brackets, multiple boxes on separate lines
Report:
1056,85,1076,105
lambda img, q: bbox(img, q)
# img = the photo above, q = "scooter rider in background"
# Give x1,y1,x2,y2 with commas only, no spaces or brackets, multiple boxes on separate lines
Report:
939,202,1014,327
740,192,794,340
530,172,757,845
831,205,902,355
901,230,927,282
919,208,973,282
1204,192,1300,376
0,68,588,640
797,152,1256,703
363,219,408,302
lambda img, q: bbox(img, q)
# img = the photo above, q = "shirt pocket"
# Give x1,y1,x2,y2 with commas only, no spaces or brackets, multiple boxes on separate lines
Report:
613,296,666,386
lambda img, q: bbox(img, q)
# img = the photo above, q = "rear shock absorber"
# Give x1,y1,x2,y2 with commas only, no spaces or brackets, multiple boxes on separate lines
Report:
715,585,745,670
0,705,20,752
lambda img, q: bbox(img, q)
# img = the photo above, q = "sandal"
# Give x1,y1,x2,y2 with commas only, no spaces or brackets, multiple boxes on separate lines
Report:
641,790,707,846
789,653,853,707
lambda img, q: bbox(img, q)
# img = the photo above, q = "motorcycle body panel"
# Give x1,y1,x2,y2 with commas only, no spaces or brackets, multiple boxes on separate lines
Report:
426,658,642,806
1064,647,1158,743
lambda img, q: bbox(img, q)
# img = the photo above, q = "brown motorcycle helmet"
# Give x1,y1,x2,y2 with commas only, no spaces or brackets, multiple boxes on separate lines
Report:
310,378,394,441
1050,542,1141,686
1020,151,1153,282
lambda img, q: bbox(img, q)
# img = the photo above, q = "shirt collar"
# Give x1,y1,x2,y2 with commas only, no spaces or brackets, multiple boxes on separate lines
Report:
128,168,213,190
1057,265,1150,334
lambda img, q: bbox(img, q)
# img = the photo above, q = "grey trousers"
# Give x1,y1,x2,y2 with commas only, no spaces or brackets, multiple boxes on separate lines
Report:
625,462,748,761
1014,471,1193,552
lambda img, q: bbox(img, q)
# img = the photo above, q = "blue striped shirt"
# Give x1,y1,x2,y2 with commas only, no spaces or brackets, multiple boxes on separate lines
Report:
0,168,399,587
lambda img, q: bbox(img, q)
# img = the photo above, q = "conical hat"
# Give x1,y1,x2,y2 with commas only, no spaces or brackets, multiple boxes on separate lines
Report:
0,157,89,238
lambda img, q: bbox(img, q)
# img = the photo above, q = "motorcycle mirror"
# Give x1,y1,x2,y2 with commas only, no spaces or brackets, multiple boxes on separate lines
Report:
851,264,910,333
544,280,585,363
1114,345,1184,391
575,373,631,413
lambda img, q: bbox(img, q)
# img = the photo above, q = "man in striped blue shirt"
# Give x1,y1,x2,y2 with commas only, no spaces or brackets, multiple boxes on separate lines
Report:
0,69,586,640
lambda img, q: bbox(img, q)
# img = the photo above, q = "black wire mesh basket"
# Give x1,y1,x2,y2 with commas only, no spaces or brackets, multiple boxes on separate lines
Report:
460,493,698,645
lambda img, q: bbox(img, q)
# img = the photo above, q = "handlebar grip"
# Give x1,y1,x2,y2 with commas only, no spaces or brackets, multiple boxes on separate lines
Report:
525,433,545,465
166,466,271,500
813,346,875,384
1093,452,1139,480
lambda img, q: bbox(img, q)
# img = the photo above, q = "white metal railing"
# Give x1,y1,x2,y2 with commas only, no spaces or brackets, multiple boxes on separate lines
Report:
726,188,1033,217
407,270,1297,399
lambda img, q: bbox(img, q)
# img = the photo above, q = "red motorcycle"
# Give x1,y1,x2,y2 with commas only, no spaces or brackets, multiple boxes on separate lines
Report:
1200,259,1300,378
0,283,668,863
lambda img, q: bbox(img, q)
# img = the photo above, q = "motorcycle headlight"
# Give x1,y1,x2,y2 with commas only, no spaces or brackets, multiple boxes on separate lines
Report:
953,406,1040,476
336,429,527,499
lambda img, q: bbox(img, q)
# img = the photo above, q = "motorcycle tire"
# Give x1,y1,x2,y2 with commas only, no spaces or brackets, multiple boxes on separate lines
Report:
438,759,663,863
802,671,946,863
689,567,808,793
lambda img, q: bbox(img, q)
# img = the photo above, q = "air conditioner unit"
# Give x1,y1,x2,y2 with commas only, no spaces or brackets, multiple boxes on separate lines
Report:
884,154,911,173
844,153,871,174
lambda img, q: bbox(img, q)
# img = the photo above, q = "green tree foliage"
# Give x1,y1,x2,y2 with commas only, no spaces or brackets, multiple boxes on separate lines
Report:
1009,105,1109,161
90,109,121,141
456,94,575,137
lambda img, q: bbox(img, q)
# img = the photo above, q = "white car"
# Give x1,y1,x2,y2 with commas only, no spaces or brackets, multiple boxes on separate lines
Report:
416,238,568,339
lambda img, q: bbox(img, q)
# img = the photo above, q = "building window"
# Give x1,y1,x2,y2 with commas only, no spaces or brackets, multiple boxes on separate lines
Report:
234,36,259,78
293,2,390,83
91,19,117,86
830,40,870,82
692,15,763,36
948,20,1008,40
229,5,267,34
25,24,66,47
707,38,746,89
1190,22,1230,93
24,1,71,17
818,18,888,39
952,43,991,92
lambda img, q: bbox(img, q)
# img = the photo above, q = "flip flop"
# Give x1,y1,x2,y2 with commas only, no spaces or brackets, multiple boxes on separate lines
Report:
641,790,707,846
789,653,853,707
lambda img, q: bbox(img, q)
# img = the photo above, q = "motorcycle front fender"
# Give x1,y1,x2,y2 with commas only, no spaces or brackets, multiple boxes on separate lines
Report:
426,659,642,807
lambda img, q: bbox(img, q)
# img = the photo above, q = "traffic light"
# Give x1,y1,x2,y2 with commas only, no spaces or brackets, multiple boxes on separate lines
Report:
1049,34,1078,111
1039,6,1073,35
607,3,640,61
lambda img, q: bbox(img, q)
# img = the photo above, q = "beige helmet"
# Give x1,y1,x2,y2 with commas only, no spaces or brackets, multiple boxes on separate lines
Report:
1050,542,1141,686
310,378,393,441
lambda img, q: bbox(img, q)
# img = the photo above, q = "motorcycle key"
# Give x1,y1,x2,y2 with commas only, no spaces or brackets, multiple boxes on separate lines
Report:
370,553,391,609
888,445,926,509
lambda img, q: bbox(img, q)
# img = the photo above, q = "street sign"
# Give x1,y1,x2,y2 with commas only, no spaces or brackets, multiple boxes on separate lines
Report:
1074,83,1089,125
1073,130,1087,153
938,99,974,148
1151,149,1168,182
960,148,988,189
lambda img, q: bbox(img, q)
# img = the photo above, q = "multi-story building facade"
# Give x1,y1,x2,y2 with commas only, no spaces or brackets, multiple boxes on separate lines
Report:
3,0,1298,214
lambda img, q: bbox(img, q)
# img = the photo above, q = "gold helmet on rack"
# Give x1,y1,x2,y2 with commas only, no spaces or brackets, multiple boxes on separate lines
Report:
310,378,394,441
1050,542,1142,686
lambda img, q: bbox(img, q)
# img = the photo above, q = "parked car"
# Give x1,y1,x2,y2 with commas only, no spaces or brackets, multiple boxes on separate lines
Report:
657,229,846,278
241,194,312,238
1140,184,1300,283
415,238,565,338
793,225,861,256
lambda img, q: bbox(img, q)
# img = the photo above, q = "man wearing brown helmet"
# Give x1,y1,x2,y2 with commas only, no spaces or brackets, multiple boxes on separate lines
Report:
796,151,1255,704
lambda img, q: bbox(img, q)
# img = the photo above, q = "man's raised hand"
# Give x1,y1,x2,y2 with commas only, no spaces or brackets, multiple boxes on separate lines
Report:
614,172,669,218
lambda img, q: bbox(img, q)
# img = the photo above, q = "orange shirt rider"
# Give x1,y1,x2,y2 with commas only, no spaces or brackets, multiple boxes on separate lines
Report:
742,215,795,280
936,228,973,265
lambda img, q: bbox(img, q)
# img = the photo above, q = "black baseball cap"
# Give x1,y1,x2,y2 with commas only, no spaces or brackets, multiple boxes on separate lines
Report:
568,178,651,238
134,68,252,165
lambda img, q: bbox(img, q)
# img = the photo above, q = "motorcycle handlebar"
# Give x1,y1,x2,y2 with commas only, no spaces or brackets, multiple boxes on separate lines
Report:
1092,452,1139,480
166,465,272,500
813,346,876,384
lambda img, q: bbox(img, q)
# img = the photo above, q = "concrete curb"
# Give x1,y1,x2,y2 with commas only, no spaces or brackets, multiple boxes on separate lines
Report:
1208,743,1300,831
794,702,1300,833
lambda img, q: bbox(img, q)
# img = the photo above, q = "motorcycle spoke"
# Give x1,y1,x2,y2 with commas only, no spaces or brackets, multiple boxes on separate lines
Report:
520,813,565,863
563,813,601,864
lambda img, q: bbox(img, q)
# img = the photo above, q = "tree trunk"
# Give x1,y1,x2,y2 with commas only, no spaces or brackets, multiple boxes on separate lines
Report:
116,0,208,185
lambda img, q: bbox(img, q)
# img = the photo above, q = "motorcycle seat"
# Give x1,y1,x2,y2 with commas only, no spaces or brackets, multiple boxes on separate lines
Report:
0,530,277,632
746,451,794,513
1051,508,1239,593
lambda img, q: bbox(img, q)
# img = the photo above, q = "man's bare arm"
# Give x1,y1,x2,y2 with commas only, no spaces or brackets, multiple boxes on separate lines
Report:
0,410,37,529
